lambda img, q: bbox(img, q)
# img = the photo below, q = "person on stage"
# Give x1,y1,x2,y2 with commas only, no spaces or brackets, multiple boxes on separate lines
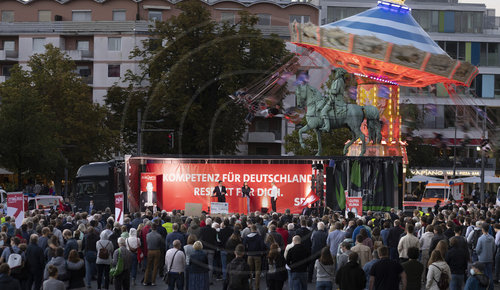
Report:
270,182,278,212
242,182,251,215
212,180,227,202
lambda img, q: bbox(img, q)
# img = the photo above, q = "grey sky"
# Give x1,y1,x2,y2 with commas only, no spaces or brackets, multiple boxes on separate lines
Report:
459,0,500,14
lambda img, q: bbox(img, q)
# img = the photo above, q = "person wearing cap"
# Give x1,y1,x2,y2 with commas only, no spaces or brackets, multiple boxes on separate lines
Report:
465,262,489,290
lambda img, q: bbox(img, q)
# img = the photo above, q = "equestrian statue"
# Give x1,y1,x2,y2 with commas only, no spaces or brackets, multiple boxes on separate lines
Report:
295,68,382,156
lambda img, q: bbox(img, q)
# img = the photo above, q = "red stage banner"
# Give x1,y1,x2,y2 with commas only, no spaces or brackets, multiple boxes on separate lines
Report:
115,192,124,224
145,163,312,214
7,192,24,228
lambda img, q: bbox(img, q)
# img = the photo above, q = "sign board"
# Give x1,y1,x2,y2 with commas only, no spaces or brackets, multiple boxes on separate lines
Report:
140,173,160,212
346,196,363,217
7,192,24,228
210,202,229,214
145,163,312,213
115,192,124,225
185,203,203,217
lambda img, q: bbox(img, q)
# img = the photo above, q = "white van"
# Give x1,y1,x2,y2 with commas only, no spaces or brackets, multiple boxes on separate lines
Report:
27,195,63,213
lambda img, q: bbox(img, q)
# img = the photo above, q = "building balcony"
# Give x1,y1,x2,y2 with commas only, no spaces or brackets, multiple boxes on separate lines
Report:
81,76,93,85
0,50,18,60
64,50,93,60
0,76,5,83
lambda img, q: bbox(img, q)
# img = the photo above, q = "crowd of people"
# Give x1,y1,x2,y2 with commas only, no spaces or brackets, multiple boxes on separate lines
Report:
0,200,498,290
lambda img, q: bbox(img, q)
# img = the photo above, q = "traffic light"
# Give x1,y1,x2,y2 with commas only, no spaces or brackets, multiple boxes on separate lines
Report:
167,131,174,149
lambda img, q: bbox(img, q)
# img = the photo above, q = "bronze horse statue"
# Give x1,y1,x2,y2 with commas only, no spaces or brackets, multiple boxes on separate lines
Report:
295,83,381,156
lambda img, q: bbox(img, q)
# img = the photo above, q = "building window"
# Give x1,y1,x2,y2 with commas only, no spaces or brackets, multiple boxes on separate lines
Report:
77,40,90,51
72,11,91,22
257,14,271,26
108,38,121,51
38,10,51,22
77,66,91,77
108,64,120,78
3,40,15,51
33,38,46,53
113,10,126,21
221,12,235,25
326,7,366,23
289,15,310,24
1,11,14,23
2,65,13,77
148,10,162,21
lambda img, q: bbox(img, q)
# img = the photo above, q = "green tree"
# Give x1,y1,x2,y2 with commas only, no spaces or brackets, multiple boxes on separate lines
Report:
108,0,290,155
0,45,117,189
284,122,351,156
0,67,60,188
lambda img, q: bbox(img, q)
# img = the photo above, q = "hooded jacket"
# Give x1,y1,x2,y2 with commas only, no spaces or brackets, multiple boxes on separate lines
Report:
126,228,141,252
465,272,489,290
44,256,68,281
243,232,266,257
96,231,114,265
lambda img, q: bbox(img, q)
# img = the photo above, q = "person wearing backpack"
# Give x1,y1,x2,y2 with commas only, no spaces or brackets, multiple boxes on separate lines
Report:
467,221,483,262
476,223,495,290
96,230,114,290
426,250,451,290
112,237,132,290
126,228,141,285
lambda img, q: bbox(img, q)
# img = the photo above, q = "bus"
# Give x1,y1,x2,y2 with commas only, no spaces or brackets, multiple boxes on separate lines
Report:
74,160,124,212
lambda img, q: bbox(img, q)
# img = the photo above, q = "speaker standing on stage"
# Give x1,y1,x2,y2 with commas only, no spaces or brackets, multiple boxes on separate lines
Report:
242,182,251,215
213,180,227,202
270,182,278,212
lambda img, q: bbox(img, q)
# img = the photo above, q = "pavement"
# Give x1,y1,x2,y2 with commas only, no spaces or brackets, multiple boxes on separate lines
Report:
116,271,318,290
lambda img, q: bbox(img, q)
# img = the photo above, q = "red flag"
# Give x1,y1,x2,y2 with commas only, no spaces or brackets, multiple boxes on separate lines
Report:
300,191,319,207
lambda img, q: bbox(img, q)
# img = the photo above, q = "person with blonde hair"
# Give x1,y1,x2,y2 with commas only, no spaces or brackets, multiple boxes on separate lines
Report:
188,241,209,290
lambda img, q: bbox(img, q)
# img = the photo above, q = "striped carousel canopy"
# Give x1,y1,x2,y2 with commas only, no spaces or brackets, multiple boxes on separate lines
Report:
323,1,446,55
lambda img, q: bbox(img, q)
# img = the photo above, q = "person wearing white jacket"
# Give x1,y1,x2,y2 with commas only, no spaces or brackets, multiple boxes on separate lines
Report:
96,231,114,290
426,250,451,290
420,224,435,269
126,228,141,285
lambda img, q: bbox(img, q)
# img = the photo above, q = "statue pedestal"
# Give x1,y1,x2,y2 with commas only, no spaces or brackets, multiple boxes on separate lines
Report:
346,143,408,164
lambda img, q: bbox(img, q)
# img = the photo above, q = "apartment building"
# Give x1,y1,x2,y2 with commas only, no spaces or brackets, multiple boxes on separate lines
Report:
0,0,319,104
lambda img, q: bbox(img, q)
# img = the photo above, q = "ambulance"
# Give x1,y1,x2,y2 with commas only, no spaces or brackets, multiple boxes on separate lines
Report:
404,181,464,212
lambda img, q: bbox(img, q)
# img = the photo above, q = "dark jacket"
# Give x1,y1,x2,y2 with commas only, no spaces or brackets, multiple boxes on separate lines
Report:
199,226,218,251
189,250,209,273
226,238,241,263
268,231,284,248
166,231,187,249
67,260,86,289
227,257,251,290
267,254,287,281
429,233,447,254
241,186,251,198
335,260,366,290
287,229,296,244
218,227,233,250
82,232,99,252
64,239,79,260
243,232,266,256
213,186,227,202
387,226,404,248
311,229,328,256
446,246,468,274
296,227,312,251
286,243,310,273
25,242,45,273
0,274,21,290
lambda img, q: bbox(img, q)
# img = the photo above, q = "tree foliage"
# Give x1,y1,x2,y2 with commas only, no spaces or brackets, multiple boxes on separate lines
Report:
284,120,351,156
107,0,290,155
0,44,116,187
